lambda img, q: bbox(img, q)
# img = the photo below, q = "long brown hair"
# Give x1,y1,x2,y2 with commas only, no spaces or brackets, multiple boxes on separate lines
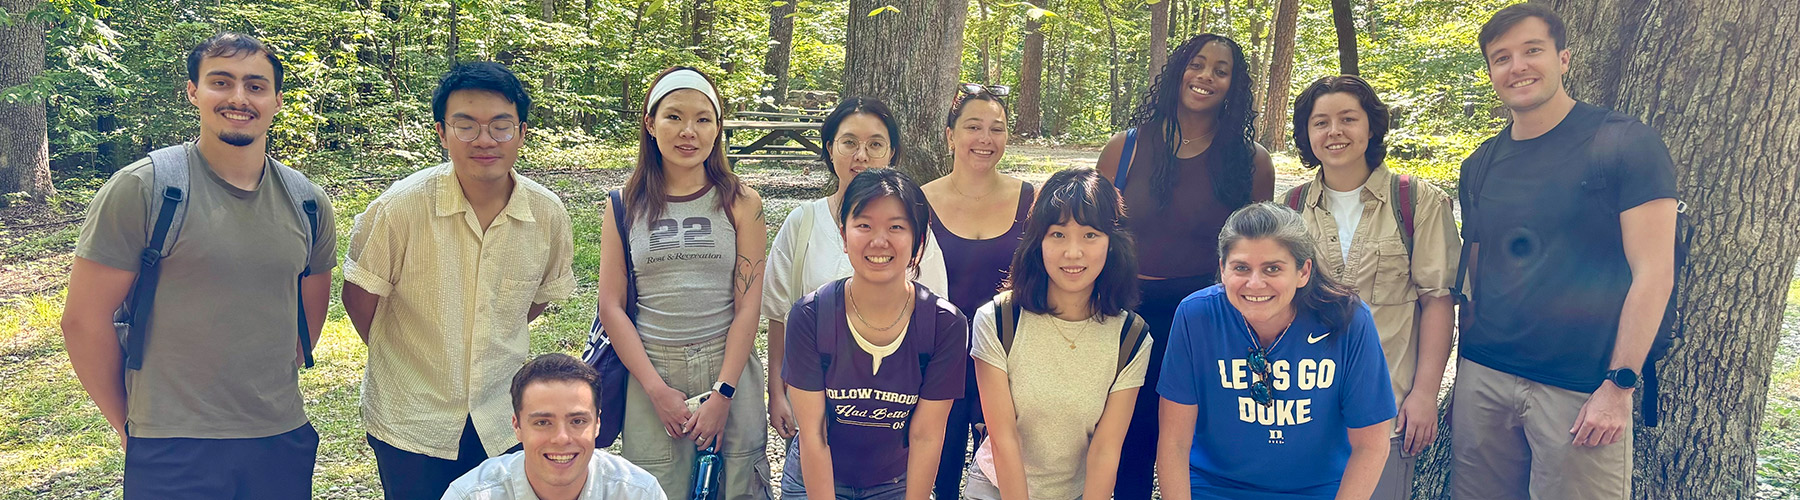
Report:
626,66,741,223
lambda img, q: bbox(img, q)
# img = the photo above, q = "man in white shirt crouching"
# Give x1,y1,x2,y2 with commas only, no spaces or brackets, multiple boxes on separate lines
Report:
444,354,666,500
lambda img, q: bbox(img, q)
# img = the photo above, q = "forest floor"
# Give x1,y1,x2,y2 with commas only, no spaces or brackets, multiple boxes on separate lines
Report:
0,145,1794,498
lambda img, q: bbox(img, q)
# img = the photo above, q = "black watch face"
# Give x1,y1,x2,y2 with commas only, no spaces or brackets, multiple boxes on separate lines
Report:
1612,369,1638,388
718,383,736,398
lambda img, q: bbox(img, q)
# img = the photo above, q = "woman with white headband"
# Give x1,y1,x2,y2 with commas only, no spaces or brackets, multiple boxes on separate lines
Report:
595,66,773,500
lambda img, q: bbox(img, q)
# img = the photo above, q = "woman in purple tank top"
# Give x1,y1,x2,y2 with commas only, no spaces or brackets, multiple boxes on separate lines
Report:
919,84,1035,500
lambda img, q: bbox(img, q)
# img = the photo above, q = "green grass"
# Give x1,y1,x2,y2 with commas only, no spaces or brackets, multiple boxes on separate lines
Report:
0,226,78,263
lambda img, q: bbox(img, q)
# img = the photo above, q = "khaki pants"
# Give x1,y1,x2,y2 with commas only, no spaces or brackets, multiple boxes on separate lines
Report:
1370,435,1415,500
1450,358,1630,500
622,335,773,500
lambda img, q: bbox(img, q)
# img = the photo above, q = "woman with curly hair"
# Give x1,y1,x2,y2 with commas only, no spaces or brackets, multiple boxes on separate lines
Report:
1095,33,1276,500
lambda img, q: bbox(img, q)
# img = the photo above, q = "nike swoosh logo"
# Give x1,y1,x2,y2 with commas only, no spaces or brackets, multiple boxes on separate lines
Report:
1307,332,1329,344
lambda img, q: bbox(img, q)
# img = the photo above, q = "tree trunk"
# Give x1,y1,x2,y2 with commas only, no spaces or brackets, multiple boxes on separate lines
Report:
0,0,55,206
761,0,797,108
1329,0,1357,75
1537,0,1800,496
1245,0,1267,106
1255,0,1298,151
977,0,998,84
1015,2,1048,138
1148,0,1170,81
542,0,555,19
1098,0,1123,128
844,0,968,183
690,0,716,60
447,2,461,67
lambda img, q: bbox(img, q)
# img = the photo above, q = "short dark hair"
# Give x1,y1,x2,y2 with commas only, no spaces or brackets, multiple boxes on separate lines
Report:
839,169,933,279
1005,168,1140,319
1291,75,1390,170
187,33,285,92
432,61,532,124
1217,203,1360,332
945,89,1009,128
820,98,905,177
510,353,600,416
1478,3,1567,58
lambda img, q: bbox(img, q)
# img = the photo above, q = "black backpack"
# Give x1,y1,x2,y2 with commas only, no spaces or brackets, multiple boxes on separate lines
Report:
1455,113,1691,426
582,189,637,448
991,291,1150,386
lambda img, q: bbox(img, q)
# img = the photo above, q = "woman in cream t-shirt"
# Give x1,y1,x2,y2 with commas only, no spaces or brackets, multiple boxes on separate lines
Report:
965,168,1152,500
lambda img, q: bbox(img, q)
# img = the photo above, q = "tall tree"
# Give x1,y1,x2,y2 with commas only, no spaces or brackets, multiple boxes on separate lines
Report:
1148,0,1169,78
1329,0,1357,74
447,1,461,66
1415,2,1800,498
1015,3,1049,138
1098,0,1124,127
761,0,796,108
844,0,968,182
1254,0,1298,151
1540,0,1800,496
0,0,55,206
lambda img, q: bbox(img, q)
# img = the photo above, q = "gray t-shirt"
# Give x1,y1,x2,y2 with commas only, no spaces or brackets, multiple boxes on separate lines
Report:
628,185,737,344
75,143,337,439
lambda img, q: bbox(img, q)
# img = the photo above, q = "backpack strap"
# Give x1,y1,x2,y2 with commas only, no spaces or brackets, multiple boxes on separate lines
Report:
1115,311,1149,384
271,159,323,368
1390,173,1416,256
119,145,192,371
1113,128,1139,190
1282,182,1313,212
815,279,846,373
1451,137,1500,305
609,190,640,319
790,200,818,297
996,293,1021,354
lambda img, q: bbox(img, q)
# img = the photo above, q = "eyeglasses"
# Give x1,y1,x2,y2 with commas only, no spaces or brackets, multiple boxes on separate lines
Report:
1246,346,1276,408
447,118,519,143
833,138,891,159
959,83,1011,97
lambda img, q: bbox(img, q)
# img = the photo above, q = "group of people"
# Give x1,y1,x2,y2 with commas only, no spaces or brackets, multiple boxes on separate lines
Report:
59,3,1678,500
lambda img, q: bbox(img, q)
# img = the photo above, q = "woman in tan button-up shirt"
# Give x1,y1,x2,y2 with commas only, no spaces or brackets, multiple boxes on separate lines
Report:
1284,75,1460,500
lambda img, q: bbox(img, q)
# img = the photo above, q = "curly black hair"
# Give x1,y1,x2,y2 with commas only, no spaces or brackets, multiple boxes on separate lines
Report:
1125,33,1258,211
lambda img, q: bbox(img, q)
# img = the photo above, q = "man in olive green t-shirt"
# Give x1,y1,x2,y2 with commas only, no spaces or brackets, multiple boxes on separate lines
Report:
60,33,335,499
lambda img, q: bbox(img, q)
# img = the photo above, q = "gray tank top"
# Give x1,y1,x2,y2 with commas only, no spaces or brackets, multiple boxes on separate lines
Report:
630,185,739,344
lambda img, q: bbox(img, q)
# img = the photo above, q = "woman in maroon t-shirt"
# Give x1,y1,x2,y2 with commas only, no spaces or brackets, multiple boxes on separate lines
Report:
781,169,970,500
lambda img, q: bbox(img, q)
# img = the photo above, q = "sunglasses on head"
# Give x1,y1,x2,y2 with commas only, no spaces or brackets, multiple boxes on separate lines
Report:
959,83,1011,97
1246,346,1276,408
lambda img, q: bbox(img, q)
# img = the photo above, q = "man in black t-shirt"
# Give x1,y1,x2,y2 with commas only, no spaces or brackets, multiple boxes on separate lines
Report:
1450,4,1678,499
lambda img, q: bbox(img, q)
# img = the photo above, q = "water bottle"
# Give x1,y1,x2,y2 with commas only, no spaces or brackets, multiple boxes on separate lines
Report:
689,395,724,500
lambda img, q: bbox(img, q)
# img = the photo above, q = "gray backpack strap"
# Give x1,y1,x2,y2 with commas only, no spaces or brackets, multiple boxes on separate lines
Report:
269,158,323,368
146,144,192,256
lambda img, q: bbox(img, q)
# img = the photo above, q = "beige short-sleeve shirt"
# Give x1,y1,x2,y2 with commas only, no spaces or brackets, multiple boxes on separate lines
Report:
1292,165,1461,413
343,163,576,458
75,143,338,439
968,298,1153,500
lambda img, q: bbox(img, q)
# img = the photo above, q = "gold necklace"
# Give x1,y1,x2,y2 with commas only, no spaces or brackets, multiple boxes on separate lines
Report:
1049,313,1090,350
849,281,912,332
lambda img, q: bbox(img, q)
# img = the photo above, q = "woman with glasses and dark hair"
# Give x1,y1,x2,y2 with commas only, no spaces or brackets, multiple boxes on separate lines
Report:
1156,202,1394,500
1093,33,1276,500
919,82,1034,500
962,168,1151,500
594,67,771,500
782,169,969,500
763,98,951,442
1285,75,1460,500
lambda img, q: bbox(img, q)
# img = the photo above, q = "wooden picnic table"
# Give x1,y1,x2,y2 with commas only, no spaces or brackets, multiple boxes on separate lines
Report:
724,119,825,161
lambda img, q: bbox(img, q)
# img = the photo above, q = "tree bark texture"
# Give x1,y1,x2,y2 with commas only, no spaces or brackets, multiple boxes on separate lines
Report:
761,0,797,108
1255,0,1297,151
0,0,55,204
1535,0,1800,497
843,0,968,183
1016,3,1048,138
689,0,716,60
447,2,461,66
1329,0,1357,75
1148,0,1169,80
1099,0,1124,128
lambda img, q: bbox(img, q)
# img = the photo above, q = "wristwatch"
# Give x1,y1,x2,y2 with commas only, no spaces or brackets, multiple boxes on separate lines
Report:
1604,368,1639,389
712,381,736,399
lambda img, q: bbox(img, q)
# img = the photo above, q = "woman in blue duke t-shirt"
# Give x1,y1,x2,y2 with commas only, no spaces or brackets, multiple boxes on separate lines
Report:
1157,202,1395,500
